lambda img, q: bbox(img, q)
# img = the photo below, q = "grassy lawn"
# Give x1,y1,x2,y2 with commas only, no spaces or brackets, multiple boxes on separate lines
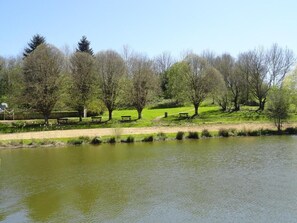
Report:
1,105,297,133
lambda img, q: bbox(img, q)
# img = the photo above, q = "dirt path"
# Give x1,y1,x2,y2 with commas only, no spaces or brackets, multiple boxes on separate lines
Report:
1,122,294,141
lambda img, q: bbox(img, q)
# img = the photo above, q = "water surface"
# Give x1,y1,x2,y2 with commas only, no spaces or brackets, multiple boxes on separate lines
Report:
1,136,297,222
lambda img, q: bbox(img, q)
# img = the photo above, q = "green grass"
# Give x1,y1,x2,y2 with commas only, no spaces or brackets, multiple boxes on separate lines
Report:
1,105,297,133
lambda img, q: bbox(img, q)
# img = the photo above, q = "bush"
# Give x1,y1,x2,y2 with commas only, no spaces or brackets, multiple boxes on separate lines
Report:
68,138,84,145
237,129,248,136
157,132,167,141
218,128,229,137
107,137,116,143
176,131,184,140
187,131,199,139
285,127,297,135
78,136,90,143
90,136,102,145
247,130,261,136
121,136,134,143
201,129,212,137
142,135,154,142
229,128,237,136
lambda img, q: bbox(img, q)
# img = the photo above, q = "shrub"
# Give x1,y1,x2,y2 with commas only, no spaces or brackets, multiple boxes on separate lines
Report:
157,132,167,141
285,127,297,135
229,128,237,136
121,136,134,143
247,130,261,136
107,137,116,143
201,129,212,137
176,131,184,140
142,135,154,142
237,129,248,136
261,129,276,135
218,128,229,137
78,136,90,143
90,136,102,145
188,131,199,139
68,138,84,145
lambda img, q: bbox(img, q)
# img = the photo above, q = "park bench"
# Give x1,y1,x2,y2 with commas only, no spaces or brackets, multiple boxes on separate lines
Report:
57,117,68,124
179,112,189,118
91,116,102,123
121,115,131,121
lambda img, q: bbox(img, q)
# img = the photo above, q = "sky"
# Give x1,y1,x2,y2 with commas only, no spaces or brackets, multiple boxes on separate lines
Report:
0,0,297,59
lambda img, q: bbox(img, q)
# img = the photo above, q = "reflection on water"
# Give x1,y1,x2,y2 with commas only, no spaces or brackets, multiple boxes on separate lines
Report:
1,136,297,222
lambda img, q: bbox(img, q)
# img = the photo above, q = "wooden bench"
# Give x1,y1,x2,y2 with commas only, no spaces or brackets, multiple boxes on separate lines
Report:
91,116,102,123
57,118,68,124
121,116,131,121
179,112,189,118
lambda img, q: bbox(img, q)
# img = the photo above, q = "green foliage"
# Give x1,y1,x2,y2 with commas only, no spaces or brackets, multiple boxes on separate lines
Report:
68,138,84,145
167,62,189,104
201,129,212,137
76,36,94,55
157,132,167,141
176,131,184,140
23,34,46,58
122,136,134,143
218,128,229,137
142,135,154,142
266,87,290,131
69,52,95,120
187,131,199,139
107,137,116,143
22,44,63,124
90,136,102,145
284,127,297,135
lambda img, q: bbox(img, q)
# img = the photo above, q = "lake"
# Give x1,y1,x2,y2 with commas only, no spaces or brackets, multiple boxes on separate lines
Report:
1,136,297,222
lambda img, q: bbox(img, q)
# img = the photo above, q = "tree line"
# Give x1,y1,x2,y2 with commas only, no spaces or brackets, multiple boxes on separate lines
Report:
0,34,296,127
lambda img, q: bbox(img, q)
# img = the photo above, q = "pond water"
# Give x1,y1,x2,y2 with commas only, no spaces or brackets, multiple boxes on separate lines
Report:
1,136,297,222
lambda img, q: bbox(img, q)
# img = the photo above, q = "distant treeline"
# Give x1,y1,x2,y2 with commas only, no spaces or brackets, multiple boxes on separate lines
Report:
0,34,296,128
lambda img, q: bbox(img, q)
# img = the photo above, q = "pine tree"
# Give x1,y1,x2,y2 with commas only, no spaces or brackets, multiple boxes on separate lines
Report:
76,36,94,55
23,34,46,58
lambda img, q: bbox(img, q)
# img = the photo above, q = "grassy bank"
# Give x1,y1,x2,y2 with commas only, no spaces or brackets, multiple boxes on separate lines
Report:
1,105,297,134
1,126,297,150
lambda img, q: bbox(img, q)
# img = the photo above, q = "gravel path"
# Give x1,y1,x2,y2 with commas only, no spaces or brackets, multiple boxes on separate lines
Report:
0,122,288,140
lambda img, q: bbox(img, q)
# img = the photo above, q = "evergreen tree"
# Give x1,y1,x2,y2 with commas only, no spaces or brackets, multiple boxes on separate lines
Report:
23,34,46,58
76,36,94,55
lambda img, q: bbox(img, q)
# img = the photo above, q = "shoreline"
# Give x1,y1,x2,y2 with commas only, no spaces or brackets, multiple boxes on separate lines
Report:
0,122,287,140
1,124,297,150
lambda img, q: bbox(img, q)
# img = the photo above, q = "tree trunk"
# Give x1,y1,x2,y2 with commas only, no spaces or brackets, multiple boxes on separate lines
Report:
44,115,49,125
108,109,113,120
233,96,240,111
259,99,266,111
194,104,199,116
277,117,282,133
137,108,143,119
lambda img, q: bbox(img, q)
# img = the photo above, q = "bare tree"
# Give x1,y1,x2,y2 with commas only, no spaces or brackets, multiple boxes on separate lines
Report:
129,54,158,119
239,44,294,111
215,54,244,111
69,52,95,121
154,52,174,97
95,50,125,120
22,44,63,124
184,54,221,116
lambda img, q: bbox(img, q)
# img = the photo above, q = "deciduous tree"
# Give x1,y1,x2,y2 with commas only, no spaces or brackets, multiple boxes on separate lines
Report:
95,50,125,120
239,44,294,111
69,52,95,121
22,44,63,124
129,54,158,119
266,86,290,132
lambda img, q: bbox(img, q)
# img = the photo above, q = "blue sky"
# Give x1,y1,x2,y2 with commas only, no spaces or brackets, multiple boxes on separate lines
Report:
0,0,297,58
